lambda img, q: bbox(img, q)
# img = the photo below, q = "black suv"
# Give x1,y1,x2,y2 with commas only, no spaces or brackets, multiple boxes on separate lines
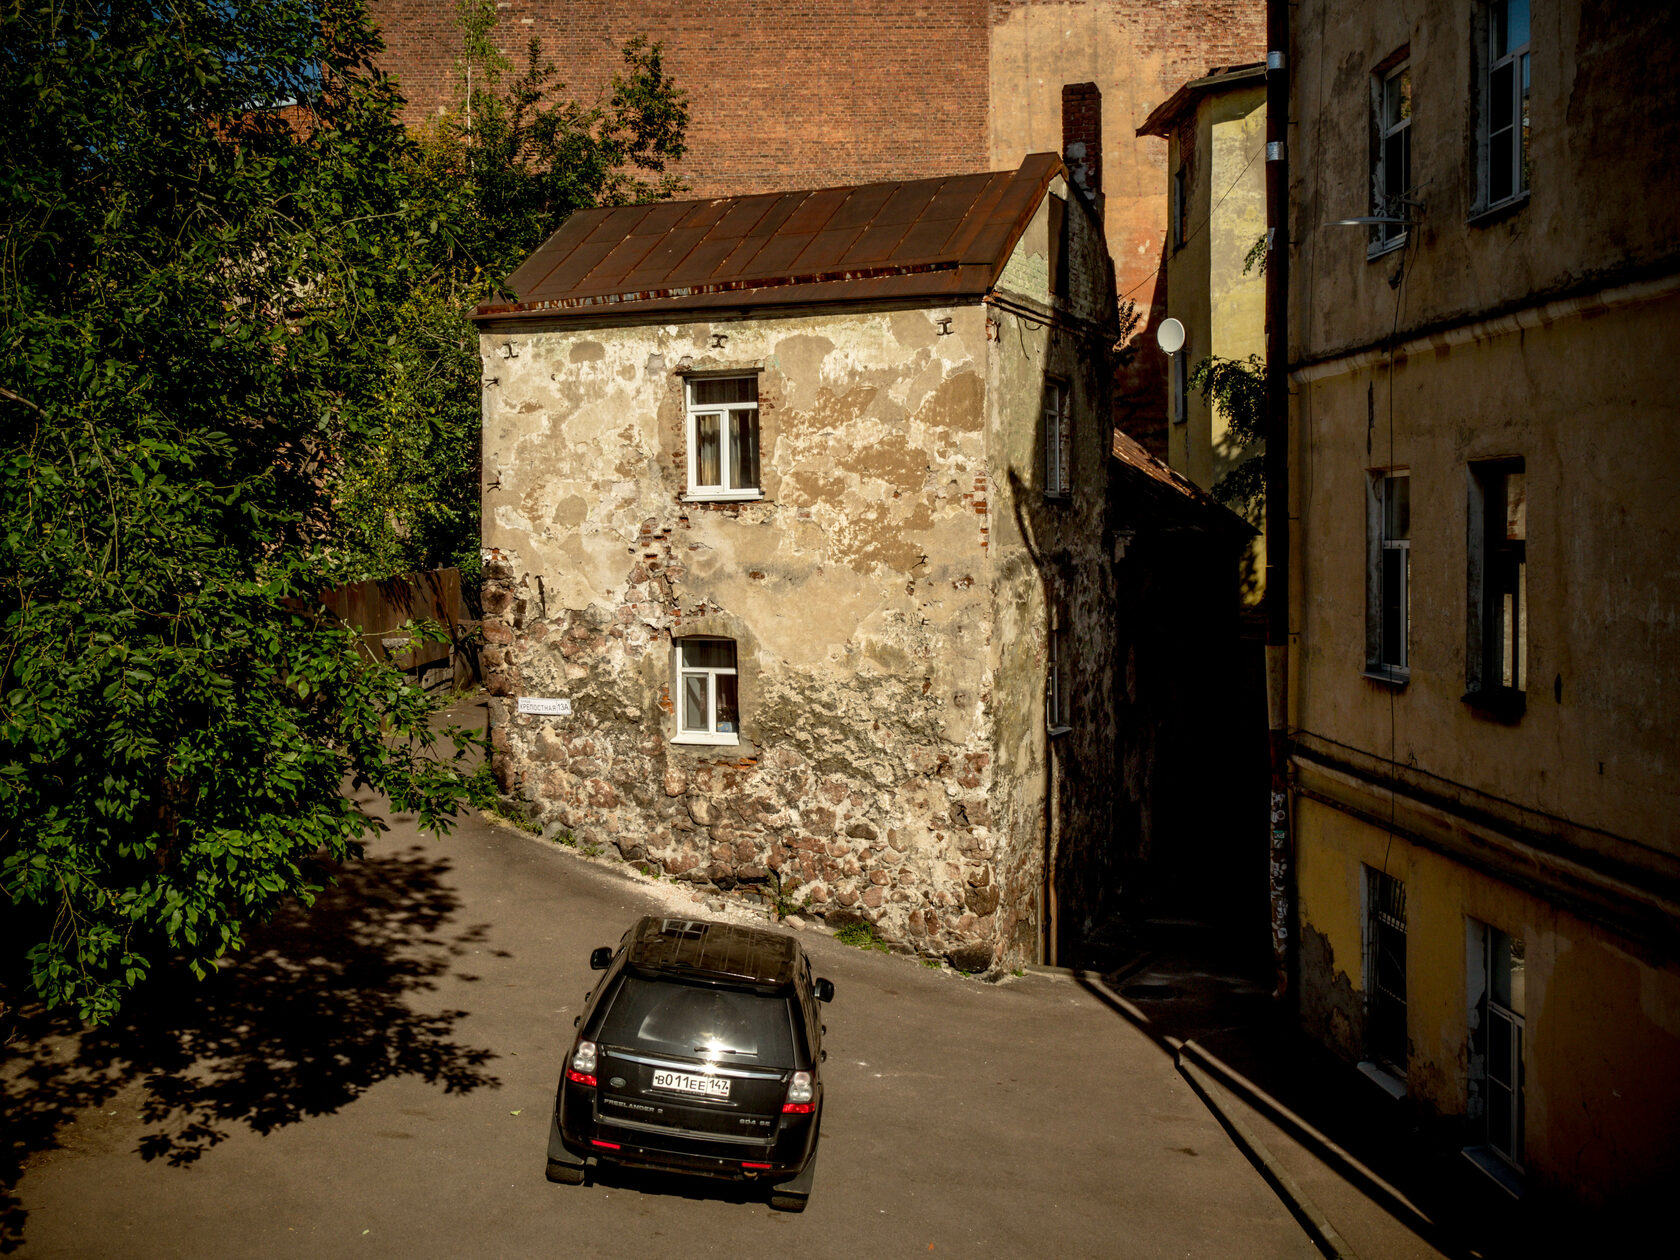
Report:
547,916,834,1212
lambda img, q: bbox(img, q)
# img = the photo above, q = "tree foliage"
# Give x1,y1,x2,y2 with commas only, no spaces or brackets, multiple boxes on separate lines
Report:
331,20,687,586
0,0,686,1024
1189,353,1266,522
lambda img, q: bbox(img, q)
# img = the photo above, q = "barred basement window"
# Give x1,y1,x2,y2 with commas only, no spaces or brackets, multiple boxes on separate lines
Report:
1364,867,1408,1076
673,637,739,745
685,375,760,500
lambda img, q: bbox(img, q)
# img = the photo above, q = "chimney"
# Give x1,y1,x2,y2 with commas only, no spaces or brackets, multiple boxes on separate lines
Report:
1061,82,1103,205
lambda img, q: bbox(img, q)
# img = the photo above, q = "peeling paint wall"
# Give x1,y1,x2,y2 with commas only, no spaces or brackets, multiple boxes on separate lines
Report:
1288,0,1680,1209
478,193,1119,970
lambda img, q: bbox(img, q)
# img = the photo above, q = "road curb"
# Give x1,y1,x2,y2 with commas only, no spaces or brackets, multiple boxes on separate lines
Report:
1176,1043,1360,1260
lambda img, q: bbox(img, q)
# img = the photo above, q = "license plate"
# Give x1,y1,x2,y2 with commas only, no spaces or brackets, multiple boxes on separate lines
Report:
652,1069,731,1099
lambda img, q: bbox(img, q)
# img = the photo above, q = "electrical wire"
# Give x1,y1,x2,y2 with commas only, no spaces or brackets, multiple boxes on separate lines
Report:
1119,143,1267,306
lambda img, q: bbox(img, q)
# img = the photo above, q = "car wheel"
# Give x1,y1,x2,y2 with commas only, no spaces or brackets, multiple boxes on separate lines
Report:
769,1191,808,1213
546,1159,586,1185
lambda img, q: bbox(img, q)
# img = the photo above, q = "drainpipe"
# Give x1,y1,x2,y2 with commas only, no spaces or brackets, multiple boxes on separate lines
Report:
1264,0,1294,1001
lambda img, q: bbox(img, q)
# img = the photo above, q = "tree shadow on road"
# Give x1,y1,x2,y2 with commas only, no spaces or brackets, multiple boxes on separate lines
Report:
0,844,501,1252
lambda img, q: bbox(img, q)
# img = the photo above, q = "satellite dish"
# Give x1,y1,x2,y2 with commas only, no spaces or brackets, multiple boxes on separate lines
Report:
1156,317,1186,354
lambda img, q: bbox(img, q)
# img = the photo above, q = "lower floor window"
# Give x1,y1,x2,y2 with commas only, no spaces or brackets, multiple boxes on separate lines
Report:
1470,920,1526,1168
1365,866,1408,1074
675,637,739,744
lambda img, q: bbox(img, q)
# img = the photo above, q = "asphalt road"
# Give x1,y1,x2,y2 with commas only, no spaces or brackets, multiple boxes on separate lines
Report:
9,771,1318,1259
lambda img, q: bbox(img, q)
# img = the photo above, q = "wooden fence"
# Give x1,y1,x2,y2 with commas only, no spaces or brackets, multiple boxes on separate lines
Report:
317,568,478,691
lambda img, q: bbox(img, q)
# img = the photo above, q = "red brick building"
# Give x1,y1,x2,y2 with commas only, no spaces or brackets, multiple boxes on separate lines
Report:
368,0,1264,450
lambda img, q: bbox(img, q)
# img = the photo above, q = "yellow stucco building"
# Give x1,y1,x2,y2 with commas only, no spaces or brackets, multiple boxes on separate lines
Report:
1286,0,1680,1213
1138,63,1268,603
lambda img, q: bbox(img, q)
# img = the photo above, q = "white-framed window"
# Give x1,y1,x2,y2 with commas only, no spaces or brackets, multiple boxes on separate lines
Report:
1366,470,1410,679
1481,0,1531,209
1044,377,1072,500
1363,866,1408,1075
685,375,760,501
1466,459,1526,707
1370,58,1412,254
1047,619,1071,734
1467,920,1526,1173
673,637,740,745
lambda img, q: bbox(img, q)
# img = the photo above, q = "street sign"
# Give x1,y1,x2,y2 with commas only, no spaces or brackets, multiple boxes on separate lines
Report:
517,696,572,716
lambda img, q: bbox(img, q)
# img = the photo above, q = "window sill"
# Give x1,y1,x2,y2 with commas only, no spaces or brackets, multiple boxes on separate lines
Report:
1461,1145,1524,1199
1047,725,1073,739
671,732,742,748
1462,687,1526,722
1356,1059,1408,1100
1365,233,1407,261
1043,492,1072,505
1362,666,1410,688
683,490,764,504
1467,193,1529,228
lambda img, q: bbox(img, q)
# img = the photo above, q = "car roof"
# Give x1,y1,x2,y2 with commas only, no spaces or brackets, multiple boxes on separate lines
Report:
624,917,803,990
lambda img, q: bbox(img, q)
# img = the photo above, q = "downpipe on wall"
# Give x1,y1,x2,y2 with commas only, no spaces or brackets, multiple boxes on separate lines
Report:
1264,0,1294,1002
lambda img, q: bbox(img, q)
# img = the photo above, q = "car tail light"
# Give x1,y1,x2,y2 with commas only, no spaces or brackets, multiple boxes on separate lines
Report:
741,1161,773,1170
591,1139,620,1150
565,1068,596,1087
571,1040,598,1074
782,1070,814,1113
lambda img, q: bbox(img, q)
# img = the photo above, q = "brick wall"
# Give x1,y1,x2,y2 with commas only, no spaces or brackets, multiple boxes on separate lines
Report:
368,0,991,196
367,1,1266,453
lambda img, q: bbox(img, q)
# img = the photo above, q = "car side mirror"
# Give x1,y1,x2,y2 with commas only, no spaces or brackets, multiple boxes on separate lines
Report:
589,947,612,970
813,977,834,1003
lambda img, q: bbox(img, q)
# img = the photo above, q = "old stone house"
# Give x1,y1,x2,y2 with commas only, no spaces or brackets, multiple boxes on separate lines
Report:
470,153,1165,972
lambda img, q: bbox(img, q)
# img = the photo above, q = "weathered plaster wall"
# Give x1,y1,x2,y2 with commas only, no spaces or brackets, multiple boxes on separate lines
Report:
1296,797,1680,1207
1157,84,1265,598
480,305,1011,969
1288,0,1680,364
1294,297,1680,850
986,181,1121,963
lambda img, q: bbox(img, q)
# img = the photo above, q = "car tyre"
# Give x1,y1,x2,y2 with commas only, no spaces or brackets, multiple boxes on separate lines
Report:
546,1158,586,1185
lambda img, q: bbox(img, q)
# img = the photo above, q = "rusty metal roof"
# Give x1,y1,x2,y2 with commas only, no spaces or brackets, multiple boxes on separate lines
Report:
1136,62,1266,138
1110,427,1255,537
472,154,1067,323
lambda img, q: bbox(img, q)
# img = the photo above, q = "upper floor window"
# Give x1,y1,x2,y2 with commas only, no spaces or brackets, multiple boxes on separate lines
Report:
673,637,739,745
1366,470,1410,680
1482,0,1531,208
686,375,760,501
1466,459,1526,712
1044,377,1072,500
1370,59,1412,255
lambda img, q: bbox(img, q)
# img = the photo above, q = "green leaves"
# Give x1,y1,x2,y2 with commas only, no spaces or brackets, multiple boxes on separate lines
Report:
0,0,479,1025
1188,354,1267,521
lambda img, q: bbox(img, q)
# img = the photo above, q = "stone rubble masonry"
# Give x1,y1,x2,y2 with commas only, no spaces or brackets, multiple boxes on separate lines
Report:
476,182,1119,970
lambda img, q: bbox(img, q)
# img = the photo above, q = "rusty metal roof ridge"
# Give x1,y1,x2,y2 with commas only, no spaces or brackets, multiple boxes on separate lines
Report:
474,259,967,317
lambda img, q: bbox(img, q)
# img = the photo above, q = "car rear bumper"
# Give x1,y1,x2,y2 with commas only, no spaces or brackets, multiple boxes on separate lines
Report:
557,1082,818,1180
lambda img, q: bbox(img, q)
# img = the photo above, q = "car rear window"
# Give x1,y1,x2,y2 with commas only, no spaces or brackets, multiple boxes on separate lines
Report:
601,976,794,1063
